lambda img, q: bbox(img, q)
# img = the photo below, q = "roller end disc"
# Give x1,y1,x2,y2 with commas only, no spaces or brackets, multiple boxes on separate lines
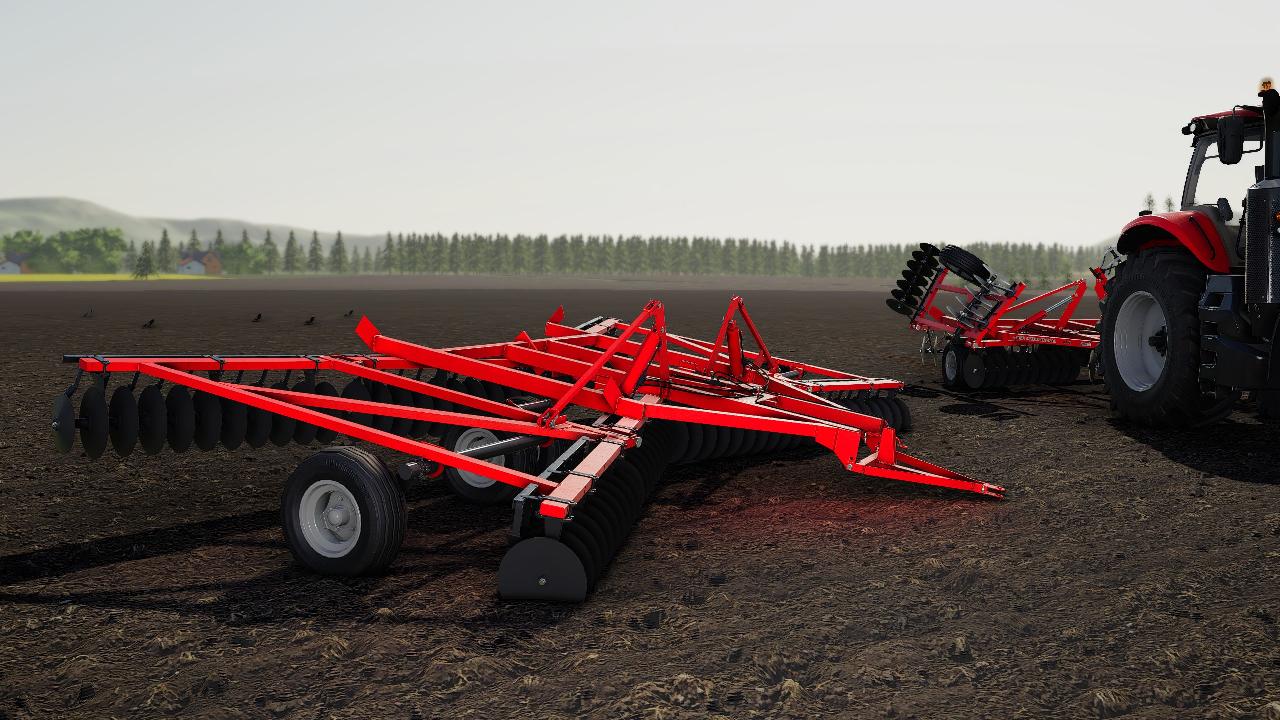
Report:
109,386,139,457
886,298,912,316
79,385,110,460
137,385,167,454
498,537,589,602
52,394,75,453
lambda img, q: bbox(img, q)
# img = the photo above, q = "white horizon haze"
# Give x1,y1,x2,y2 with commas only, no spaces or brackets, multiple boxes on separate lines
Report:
2,1,1276,247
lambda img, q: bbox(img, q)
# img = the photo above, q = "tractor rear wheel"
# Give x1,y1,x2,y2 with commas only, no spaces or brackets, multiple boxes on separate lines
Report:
1101,248,1235,426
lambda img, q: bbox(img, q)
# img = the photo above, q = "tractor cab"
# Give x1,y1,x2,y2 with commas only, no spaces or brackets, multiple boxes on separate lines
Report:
1180,108,1267,266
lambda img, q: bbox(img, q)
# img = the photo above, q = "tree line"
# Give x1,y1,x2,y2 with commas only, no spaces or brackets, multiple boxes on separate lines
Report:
3,227,1107,284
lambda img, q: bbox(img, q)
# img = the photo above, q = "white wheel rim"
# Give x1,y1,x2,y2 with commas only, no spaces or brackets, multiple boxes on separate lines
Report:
944,349,959,382
452,428,504,488
298,480,362,558
1113,290,1168,392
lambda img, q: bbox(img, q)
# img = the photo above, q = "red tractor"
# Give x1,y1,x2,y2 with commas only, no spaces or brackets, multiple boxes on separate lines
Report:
1103,105,1280,424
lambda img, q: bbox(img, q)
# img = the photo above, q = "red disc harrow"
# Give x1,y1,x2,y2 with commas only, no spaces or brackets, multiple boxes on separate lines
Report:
53,296,1001,601
888,244,1109,391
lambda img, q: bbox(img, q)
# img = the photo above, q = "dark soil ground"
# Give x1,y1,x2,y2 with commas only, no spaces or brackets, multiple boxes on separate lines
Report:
1,277,1278,719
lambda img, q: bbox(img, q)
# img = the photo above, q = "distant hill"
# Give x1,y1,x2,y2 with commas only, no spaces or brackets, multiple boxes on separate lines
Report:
0,197,384,251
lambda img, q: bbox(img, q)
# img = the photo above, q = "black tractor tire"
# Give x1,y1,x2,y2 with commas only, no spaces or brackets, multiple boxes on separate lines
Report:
939,246,992,285
1101,249,1235,426
281,446,406,576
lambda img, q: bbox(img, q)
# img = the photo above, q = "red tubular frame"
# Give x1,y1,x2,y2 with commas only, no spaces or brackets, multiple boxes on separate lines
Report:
910,268,1105,350
74,298,1004,513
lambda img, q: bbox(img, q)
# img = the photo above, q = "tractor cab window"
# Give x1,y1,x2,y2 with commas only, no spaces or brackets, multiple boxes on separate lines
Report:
1187,134,1263,222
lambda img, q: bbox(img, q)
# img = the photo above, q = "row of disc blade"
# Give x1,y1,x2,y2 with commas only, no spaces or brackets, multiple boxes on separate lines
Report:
886,243,941,316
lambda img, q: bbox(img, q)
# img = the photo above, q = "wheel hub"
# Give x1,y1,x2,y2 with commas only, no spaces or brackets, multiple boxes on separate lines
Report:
298,480,362,558
1113,290,1169,392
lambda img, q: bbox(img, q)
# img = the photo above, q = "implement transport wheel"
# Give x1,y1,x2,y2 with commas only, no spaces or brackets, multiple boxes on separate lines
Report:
440,426,525,505
939,245,992,285
281,446,406,576
1101,249,1235,426
941,342,968,390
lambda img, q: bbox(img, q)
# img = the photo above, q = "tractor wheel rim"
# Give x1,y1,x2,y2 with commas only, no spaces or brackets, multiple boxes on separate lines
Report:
944,349,959,382
1114,290,1167,392
299,480,362,558
453,428,504,488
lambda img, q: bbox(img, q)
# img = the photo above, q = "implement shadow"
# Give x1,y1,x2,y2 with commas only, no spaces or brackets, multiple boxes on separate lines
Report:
1110,415,1280,485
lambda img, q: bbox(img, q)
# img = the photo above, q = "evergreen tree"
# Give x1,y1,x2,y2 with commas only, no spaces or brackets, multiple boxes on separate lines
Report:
284,230,301,272
307,231,323,272
1165,195,1177,212
362,247,373,274
383,233,396,273
157,229,175,272
187,229,201,256
1144,192,1156,213
234,229,253,274
329,231,348,273
121,240,138,274
214,228,227,257
262,230,279,273
133,240,156,279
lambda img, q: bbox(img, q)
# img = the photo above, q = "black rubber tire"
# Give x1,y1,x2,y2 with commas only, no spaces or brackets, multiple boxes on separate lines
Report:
440,425,526,505
941,342,967,389
939,245,992,285
1101,249,1235,426
281,446,406,576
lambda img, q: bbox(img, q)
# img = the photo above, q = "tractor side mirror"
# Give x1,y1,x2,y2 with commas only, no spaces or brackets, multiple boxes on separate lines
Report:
1217,115,1245,165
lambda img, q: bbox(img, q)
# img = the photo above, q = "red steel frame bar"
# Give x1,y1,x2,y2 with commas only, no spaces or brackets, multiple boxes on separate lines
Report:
74,298,1005,513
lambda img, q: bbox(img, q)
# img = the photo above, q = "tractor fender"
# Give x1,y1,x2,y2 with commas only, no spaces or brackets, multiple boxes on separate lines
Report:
1116,211,1229,273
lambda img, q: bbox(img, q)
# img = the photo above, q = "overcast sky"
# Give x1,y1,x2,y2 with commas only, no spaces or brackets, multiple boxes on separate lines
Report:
2,1,1276,246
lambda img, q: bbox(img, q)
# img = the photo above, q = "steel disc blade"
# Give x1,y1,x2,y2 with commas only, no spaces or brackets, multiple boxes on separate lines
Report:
340,379,373,428
53,393,76,453
368,382,395,432
291,380,318,444
886,298,913,316
389,385,414,436
901,269,916,282
890,288,906,301
410,391,434,439
906,259,921,273
79,385,110,460
109,386,139,457
220,397,248,450
192,391,222,451
166,386,195,452
244,402,272,449
911,250,927,262
313,381,339,443
920,242,941,256
268,380,296,446
137,385,167,454
896,278,912,292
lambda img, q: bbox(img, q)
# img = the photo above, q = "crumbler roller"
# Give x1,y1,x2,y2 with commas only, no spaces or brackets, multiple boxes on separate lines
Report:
52,297,1002,601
